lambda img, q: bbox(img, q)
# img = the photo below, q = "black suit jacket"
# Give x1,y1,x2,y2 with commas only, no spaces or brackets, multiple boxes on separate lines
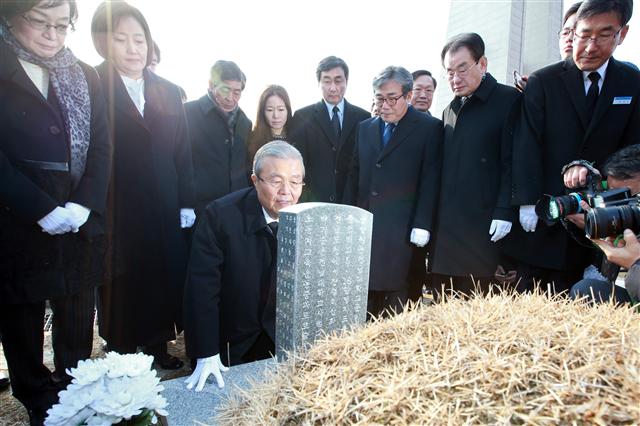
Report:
0,42,112,303
184,95,252,212
508,58,640,270
345,106,442,291
431,74,520,277
291,99,369,203
184,187,277,365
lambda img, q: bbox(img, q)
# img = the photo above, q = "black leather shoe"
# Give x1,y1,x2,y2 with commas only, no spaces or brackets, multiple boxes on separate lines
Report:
154,354,184,370
0,377,9,392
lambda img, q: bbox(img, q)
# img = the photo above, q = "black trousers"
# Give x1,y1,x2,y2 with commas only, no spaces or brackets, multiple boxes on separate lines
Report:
367,289,410,319
515,262,584,295
430,274,495,297
49,286,96,384
0,301,58,416
570,278,632,305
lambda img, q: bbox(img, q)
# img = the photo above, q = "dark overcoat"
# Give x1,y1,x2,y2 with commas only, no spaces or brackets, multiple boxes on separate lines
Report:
183,187,276,366
345,106,442,292
291,99,370,203
506,58,640,271
96,62,194,348
431,74,520,277
0,41,111,304
184,95,252,212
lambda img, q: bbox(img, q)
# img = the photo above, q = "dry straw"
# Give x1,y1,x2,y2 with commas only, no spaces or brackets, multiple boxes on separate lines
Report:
217,290,640,425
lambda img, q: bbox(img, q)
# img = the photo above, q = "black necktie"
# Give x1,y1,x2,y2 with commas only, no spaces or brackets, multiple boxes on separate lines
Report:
586,72,600,121
268,221,278,238
331,105,341,138
382,123,396,147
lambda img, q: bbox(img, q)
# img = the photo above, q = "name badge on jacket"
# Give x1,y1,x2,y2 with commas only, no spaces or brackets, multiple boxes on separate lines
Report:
612,96,632,105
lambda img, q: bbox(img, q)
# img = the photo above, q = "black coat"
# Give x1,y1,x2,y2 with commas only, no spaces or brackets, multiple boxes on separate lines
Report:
507,58,640,271
0,41,112,304
431,74,520,277
184,95,252,212
183,187,276,365
291,99,369,203
345,106,442,292
95,62,195,348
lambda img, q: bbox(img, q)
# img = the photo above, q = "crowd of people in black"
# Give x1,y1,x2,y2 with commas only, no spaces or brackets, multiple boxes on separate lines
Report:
0,0,639,423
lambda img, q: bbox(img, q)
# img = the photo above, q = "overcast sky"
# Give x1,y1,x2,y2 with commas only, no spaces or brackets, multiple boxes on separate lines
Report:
67,0,639,120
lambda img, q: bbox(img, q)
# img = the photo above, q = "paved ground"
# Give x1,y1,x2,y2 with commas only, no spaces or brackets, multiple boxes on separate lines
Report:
0,320,190,425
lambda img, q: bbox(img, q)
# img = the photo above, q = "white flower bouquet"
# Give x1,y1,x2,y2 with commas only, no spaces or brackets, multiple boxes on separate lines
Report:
45,352,169,426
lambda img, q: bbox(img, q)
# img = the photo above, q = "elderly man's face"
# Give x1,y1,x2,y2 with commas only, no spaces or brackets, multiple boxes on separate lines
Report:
410,75,435,112
374,80,411,124
444,47,487,98
210,79,243,112
251,157,304,219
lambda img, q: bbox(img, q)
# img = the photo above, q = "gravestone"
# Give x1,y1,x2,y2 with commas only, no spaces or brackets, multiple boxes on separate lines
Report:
276,202,373,360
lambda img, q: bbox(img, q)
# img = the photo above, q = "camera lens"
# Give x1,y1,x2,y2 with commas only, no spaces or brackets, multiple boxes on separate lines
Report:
585,205,640,239
535,193,582,225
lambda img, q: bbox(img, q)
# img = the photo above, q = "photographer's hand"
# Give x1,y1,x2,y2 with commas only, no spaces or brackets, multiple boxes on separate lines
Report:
566,200,591,230
592,229,640,269
564,165,600,189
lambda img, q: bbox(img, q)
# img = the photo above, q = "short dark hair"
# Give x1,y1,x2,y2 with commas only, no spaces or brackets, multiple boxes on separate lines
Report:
577,0,633,26
441,32,485,65
210,60,246,89
0,0,78,26
372,66,413,96
411,69,437,89
564,2,582,25
603,145,640,180
316,56,349,82
91,1,154,67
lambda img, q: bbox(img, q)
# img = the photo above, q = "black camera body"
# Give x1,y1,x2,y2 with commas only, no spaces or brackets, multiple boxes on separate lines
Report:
535,171,630,225
584,195,640,239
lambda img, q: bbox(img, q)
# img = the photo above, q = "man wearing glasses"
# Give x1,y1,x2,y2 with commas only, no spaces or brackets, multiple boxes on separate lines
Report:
183,141,304,391
185,60,252,215
345,66,442,317
509,0,639,294
429,33,521,296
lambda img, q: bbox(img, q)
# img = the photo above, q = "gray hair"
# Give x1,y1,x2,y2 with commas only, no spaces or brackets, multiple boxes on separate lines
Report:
372,66,413,95
252,141,305,177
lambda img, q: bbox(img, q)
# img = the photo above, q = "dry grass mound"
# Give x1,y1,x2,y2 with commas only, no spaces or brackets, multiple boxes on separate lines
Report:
217,291,640,425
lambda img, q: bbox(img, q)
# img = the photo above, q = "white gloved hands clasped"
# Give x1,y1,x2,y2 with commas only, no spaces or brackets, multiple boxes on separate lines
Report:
489,219,512,242
410,228,430,247
184,354,228,391
38,206,78,235
519,205,538,233
180,208,196,229
65,202,91,230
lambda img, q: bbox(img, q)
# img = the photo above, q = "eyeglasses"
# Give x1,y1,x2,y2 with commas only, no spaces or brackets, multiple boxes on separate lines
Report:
22,15,74,35
373,94,405,107
573,28,621,46
558,28,574,38
257,176,305,190
446,61,479,80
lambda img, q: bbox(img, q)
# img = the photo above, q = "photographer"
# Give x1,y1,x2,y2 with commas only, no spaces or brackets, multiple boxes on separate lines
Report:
564,145,640,304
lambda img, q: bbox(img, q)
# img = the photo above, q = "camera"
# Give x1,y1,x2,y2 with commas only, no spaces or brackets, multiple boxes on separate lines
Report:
584,195,640,239
535,169,631,225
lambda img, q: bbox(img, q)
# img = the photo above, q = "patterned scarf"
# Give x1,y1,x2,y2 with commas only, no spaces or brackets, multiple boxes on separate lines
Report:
1,22,91,187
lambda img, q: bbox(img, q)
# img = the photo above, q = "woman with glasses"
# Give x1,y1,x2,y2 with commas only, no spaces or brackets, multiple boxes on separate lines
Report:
0,0,111,422
247,85,293,161
91,1,195,370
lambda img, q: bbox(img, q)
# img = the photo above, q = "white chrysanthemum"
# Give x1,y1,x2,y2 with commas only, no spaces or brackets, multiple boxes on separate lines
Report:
67,358,109,385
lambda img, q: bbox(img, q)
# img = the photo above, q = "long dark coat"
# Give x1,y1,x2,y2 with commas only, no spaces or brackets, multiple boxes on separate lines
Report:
291,99,370,203
0,41,111,304
183,187,276,366
506,58,640,271
184,95,252,212
345,106,442,292
431,74,520,277
96,62,195,349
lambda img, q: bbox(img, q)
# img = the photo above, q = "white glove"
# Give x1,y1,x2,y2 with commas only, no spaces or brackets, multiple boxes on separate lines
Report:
184,354,228,391
180,208,196,229
410,228,430,247
37,206,77,235
65,202,91,231
489,219,512,242
519,205,538,232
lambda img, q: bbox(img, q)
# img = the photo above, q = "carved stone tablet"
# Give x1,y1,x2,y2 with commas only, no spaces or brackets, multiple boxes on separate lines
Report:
276,203,373,360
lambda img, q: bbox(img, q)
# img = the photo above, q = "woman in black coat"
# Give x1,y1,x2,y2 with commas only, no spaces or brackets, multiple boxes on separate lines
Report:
0,0,111,421
91,2,195,368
